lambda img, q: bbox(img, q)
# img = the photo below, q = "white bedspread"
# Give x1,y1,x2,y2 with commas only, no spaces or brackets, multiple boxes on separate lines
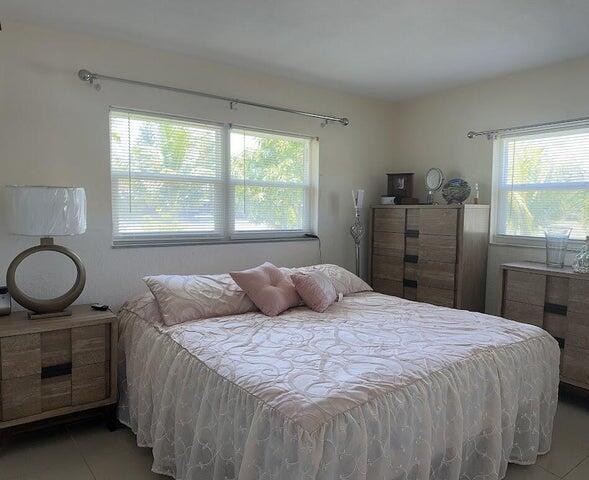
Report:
118,292,559,480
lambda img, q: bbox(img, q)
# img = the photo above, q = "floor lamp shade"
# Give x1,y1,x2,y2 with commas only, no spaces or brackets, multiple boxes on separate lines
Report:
4,186,87,317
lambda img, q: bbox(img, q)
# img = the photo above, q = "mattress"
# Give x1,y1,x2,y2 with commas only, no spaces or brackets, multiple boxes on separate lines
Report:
118,291,559,480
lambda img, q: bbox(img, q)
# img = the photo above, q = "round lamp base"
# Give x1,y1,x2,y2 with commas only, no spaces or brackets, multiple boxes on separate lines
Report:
6,237,86,315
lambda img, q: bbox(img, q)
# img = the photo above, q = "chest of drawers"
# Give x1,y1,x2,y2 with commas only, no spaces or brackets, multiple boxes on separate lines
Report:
501,262,589,390
370,204,490,312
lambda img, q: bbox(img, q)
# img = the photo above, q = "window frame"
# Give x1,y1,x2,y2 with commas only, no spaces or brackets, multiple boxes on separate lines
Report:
490,124,589,250
109,107,318,247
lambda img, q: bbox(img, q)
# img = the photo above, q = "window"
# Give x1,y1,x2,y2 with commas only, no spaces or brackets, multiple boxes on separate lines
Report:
492,123,589,245
110,109,316,245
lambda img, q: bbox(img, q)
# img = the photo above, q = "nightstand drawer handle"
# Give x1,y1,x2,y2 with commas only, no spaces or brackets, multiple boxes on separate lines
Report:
41,363,72,379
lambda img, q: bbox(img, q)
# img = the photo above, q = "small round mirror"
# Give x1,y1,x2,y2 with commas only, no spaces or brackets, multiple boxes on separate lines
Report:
425,168,444,191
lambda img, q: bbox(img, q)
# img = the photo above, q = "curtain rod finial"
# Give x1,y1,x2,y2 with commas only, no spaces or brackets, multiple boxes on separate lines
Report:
466,131,476,139
78,69,93,82
340,118,350,126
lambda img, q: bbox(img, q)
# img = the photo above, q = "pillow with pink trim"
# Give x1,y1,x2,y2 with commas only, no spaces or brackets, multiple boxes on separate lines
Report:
291,271,337,313
230,262,300,316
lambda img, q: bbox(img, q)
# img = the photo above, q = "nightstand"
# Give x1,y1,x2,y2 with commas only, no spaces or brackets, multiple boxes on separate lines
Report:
0,305,118,437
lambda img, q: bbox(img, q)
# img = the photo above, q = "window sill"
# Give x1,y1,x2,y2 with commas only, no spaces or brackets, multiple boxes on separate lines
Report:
112,235,319,249
490,236,584,251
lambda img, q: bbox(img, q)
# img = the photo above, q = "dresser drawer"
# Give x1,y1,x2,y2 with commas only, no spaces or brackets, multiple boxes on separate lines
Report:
72,325,108,366
418,234,456,264
1,375,41,420
503,300,544,327
569,279,589,312
406,209,420,232
563,346,589,387
372,255,404,281
1,334,41,380
372,231,404,257
419,209,457,236
373,209,405,233
504,270,546,306
405,236,419,256
417,286,454,308
418,261,455,291
373,278,403,297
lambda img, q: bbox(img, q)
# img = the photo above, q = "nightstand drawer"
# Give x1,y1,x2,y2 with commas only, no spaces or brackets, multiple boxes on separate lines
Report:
1,375,41,420
1,334,42,380
504,271,546,306
72,363,108,405
72,325,108,366
563,346,589,387
42,375,72,412
503,301,544,327
41,330,71,367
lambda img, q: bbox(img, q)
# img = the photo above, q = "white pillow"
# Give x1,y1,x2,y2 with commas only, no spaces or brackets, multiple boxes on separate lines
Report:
143,273,257,326
283,264,372,296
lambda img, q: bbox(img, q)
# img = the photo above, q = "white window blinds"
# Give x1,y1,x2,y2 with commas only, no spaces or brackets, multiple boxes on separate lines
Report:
110,109,316,245
230,128,311,236
494,124,589,241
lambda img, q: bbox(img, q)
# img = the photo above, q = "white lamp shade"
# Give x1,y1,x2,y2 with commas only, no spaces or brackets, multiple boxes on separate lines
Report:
5,186,87,236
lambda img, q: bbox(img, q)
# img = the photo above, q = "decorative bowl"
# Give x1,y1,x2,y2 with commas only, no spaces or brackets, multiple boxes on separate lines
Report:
442,178,471,204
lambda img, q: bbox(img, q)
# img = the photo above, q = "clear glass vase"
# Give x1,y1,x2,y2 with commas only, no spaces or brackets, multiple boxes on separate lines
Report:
573,236,589,273
544,226,572,268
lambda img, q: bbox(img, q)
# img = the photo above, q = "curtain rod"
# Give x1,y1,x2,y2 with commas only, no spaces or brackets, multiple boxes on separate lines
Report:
467,114,589,140
77,69,350,127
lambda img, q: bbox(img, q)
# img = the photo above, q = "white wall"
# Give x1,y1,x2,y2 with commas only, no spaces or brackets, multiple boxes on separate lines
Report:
393,55,589,314
0,22,399,309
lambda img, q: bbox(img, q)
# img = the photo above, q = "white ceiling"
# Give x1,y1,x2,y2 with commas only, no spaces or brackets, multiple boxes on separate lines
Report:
4,0,589,101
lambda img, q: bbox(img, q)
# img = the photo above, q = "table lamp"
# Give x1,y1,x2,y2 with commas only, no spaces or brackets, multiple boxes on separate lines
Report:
4,185,87,319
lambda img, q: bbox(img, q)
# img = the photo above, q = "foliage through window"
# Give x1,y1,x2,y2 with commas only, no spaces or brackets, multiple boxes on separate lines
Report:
110,109,316,245
493,124,589,242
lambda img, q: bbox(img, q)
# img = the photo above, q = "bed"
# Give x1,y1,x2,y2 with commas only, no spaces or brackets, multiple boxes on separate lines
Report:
117,283,559,480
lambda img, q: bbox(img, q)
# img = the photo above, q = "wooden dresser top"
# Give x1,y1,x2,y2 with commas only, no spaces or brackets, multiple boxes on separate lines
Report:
501,261,589,280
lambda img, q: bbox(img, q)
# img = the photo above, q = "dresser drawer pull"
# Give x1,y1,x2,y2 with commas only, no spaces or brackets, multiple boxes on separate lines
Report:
404,255,418,263
403,279,417,288
554,337,565,349
405,230,419,238
544,303,568,316
41,363,72,379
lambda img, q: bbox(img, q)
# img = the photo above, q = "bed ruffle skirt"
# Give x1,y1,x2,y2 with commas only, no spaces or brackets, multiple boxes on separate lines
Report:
118,310,558,480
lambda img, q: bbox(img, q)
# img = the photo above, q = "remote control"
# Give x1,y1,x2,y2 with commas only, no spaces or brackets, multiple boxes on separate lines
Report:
91,303,110,311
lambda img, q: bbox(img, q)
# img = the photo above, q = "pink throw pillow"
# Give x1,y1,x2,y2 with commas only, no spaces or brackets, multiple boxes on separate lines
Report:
230,262,300,316
291,271,338,312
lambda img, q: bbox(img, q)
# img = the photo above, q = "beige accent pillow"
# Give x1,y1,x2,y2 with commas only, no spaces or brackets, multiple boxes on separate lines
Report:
230,262,300,317
283,264,372,296
291,271,338,312
143,273,257,326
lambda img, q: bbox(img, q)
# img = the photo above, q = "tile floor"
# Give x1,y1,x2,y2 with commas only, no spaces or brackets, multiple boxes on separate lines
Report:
1,393,588,480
